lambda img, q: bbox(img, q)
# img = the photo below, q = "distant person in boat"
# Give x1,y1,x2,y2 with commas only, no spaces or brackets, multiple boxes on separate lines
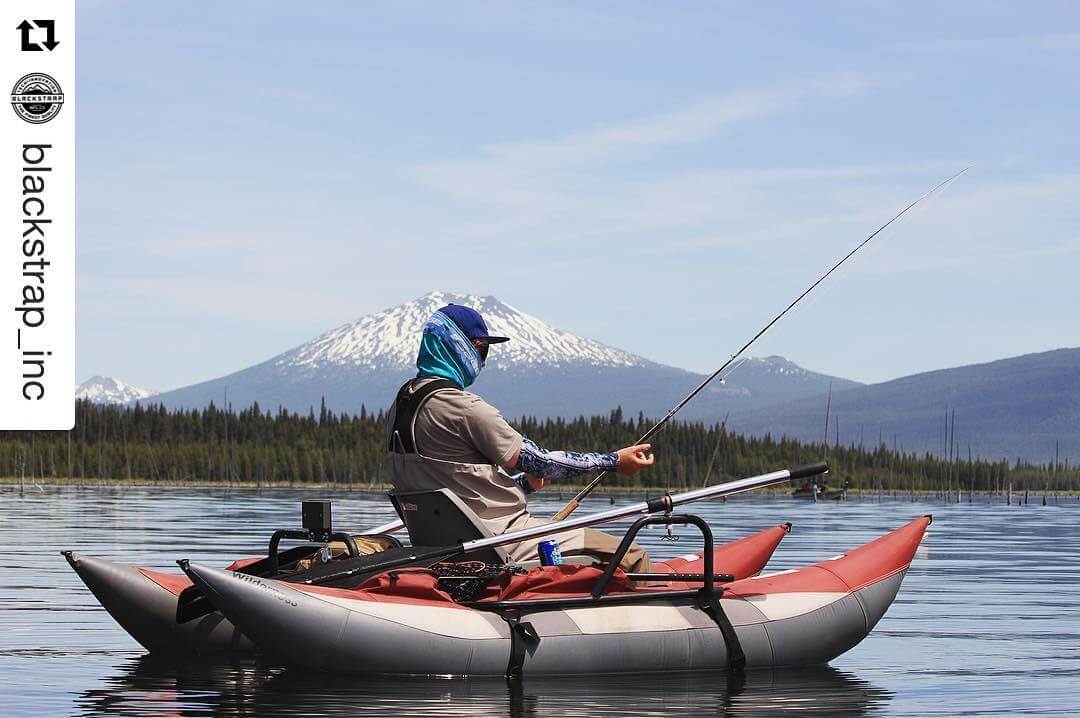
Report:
388,303,654,572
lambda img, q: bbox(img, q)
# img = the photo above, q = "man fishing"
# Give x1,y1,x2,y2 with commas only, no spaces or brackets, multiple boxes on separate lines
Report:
387,303,655,571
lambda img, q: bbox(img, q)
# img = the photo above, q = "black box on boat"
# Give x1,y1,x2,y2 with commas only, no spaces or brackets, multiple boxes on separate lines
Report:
302,500,332,533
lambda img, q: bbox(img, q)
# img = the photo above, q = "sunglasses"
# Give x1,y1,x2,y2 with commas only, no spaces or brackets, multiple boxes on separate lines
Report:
472,339,490,364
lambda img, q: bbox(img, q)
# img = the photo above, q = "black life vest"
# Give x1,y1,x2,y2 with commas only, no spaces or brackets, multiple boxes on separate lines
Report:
388,378,457,455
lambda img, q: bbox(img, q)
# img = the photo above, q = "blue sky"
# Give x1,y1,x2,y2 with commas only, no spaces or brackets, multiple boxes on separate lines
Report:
76,1,1080,391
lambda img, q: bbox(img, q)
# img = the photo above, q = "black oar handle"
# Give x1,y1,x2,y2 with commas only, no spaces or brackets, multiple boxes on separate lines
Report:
789,462,829,480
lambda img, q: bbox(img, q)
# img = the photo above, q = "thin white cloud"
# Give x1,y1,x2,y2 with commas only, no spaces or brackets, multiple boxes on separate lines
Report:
629,205,889,257
823,171,1080,277
416,74,878,176
849,238,1080,277
895,32,1080,54
485,87,803,166
78,275,356,325
405,75,889,246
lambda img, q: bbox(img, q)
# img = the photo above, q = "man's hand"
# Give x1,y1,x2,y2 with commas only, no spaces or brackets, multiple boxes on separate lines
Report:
616,444,654,475
526,475,546,492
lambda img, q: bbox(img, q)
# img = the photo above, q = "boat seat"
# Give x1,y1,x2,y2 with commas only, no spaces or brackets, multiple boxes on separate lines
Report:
387,488,602,568
389,488,506,564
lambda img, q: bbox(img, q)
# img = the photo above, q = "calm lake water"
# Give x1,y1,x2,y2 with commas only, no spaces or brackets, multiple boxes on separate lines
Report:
1,485,1077,717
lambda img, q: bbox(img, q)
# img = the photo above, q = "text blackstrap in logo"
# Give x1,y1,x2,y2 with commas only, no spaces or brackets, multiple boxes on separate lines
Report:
10,72,64,124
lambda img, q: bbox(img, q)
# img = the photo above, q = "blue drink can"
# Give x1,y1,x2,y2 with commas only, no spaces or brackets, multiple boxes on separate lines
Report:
537,539,563,566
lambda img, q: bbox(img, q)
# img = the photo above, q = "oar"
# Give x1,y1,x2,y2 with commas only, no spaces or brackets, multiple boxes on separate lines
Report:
364,518,405,535
293,462,827,586
552,169,968,521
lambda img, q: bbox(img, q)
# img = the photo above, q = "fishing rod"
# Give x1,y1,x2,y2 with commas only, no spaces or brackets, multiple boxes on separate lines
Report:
276,462,827,587
552,168,968,522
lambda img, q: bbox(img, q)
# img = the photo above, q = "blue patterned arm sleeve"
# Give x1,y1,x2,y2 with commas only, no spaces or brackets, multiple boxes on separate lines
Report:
514,437,619,481
509,472,534,495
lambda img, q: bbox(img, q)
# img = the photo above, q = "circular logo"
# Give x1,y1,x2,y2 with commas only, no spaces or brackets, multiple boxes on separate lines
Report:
10,73,65,124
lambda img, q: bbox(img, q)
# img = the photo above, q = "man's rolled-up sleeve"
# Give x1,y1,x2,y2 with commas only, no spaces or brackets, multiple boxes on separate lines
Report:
461,396,523,469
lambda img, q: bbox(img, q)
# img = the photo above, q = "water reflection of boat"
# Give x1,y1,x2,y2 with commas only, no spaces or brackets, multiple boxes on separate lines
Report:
78,655,892,717
74,655,276,717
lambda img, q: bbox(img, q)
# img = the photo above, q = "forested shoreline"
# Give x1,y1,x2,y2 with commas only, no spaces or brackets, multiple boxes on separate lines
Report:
0,400,1076,491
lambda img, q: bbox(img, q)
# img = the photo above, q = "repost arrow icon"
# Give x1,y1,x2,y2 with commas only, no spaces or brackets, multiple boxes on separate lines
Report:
15,19,59,52
37,19,59,50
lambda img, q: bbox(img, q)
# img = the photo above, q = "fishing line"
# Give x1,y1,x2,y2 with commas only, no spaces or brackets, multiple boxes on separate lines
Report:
552,168,969,521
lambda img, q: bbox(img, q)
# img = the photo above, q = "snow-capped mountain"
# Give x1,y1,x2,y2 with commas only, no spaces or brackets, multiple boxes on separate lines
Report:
283,292,648,371
150,292,855,419
744,355,814,378
76,376,155,405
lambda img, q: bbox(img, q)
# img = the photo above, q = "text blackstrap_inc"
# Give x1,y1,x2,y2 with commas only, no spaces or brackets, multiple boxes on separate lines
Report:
17,143,55,400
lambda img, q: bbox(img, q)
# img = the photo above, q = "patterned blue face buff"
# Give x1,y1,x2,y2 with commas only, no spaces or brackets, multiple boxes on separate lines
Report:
415,311,482,389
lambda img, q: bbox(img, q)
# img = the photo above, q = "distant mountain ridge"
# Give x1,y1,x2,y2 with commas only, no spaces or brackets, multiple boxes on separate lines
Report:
726,347,1080,461
148,292,854,420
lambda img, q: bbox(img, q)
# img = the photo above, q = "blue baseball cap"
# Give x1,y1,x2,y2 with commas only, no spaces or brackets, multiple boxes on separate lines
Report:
438,304,510,343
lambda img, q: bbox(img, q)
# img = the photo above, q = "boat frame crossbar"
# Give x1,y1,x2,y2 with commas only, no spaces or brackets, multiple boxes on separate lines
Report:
467,511,749,674
299,462,828,587
461,516,726,608
591,514,717,599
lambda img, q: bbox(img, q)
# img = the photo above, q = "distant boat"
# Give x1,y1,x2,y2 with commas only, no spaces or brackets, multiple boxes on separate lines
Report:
791,481,849,501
